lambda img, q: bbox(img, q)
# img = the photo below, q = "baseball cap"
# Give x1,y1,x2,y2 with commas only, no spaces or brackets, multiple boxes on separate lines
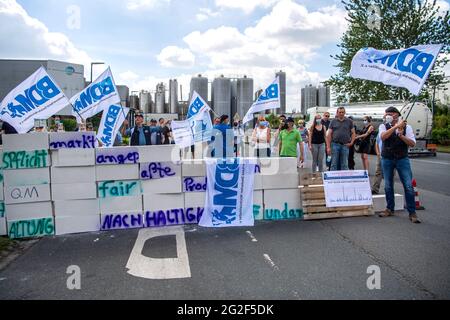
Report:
287,117,295,123
385,106,401,115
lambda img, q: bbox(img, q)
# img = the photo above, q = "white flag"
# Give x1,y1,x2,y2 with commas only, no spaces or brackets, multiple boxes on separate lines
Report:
350,44,443,96
187,91,211,119
171,119,194,148
71,67,121,123
243,76,280,125
97,105,129,148
0,66,70,134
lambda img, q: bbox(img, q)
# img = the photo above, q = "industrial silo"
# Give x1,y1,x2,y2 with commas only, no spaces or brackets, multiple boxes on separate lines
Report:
169,79,179,114
276,70,286,114
190,74,208,103
237,75,254,118
155,83,165,114
230,79,238,118
130,94,139,111
139,90,152,114
212,75,231,118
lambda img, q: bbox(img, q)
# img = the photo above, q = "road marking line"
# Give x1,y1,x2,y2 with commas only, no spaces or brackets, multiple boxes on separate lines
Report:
126,226,191,280
411,159,450,166
246,231,258,242
263,254,280,272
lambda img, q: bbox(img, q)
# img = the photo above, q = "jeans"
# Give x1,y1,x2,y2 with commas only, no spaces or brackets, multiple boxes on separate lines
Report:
331,142,349,171
311,143,325,173
255,148,271,158
381,157,416,215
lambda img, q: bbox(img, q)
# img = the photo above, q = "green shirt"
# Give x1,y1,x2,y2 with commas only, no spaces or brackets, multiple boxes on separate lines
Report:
280,129,302,157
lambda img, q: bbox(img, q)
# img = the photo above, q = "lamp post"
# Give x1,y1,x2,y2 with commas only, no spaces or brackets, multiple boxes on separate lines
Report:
90,62,105,84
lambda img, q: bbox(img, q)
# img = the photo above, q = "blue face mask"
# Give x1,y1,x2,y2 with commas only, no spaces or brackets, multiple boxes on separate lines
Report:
260,121,268,127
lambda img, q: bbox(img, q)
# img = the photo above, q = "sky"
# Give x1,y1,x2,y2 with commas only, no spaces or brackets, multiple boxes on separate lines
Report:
0,0,449,112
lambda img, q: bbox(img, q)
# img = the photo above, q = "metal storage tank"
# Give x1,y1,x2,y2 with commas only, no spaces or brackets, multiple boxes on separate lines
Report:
139,90,152,114
155,83,166,114
231,79,238,118
317,86,331,107
190,74,208,103
237,75,254,118
212,75,232,118
130,94,139,110
169,79,179,114
276,70,287,114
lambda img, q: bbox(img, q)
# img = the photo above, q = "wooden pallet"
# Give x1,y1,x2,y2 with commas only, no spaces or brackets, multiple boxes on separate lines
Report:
300,173,374,220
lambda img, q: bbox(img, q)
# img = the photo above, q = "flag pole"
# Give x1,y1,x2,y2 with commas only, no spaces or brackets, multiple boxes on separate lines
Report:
404,95,419,121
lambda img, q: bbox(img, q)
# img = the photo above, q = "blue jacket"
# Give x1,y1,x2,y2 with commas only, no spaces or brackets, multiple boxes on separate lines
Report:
211,123,233,158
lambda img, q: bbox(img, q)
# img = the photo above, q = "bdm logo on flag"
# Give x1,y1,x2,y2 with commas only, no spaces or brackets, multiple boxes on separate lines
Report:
243,77,280,124
199,158,256,228
97,105,129,148
71,67,120,123
0,66,70,134
350,44,443,96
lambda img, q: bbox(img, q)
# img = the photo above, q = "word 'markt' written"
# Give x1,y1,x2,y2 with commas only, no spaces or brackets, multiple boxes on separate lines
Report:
140,162,178,180
212,160,239,226
3,150,48,170
183,177,207,192
96,148,139,165
264,203,303,220
101,213,143,230
50,133,96,149
8,217,55,239
98,180,141,198
145,207,204,227
73,76,116,113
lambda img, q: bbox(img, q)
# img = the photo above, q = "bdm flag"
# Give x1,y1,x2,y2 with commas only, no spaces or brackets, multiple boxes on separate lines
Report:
243,76,280,125
71,67,120,123
199,158,256,228
187,91,211,118
188,91,213,144
350,44,443,96
97,105,129,148
0,66,70,134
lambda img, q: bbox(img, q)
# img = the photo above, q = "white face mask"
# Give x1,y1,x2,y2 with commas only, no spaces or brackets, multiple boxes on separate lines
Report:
385,115,394,124
364,120,368,125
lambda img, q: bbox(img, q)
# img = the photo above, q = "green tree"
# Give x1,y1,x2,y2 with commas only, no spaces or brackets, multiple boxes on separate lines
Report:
326,0,450,103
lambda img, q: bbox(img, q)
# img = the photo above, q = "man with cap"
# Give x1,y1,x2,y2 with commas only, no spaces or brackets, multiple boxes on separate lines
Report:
379,106,420,223
121,112,154,146
279,117,304,161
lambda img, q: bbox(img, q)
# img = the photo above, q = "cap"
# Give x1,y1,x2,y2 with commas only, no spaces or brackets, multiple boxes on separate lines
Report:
287,117,295,123
385,106,401,115
135,112,144,118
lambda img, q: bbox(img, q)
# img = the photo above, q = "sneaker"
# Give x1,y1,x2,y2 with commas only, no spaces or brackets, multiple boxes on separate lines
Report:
409,214,421,224
378,209,394,218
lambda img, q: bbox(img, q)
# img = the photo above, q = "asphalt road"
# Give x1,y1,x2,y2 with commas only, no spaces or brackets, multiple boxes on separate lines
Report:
0,153,449,300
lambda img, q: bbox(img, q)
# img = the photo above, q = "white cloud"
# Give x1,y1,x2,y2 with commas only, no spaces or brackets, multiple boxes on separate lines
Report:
0,0,92,76
436,0,450,16
157,46,195,68
215,0,280,14
196,8,220,22
126,0,170,11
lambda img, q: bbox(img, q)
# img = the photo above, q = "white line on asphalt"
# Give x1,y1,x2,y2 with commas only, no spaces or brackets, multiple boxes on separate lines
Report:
126,226,191,280
0,278,6,281
246,231,258,242
410,159,450,166
263,254,280,272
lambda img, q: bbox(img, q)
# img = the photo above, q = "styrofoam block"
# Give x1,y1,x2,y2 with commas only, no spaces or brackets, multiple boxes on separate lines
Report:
253,191,264,221
138,145,181,163
49,132,96,150
52,183,97,201
55,215,100,236
96,164,139,181
141,177,182,194
100,212,144,230
7,216,55,239
0,201,4,218
262,174,299,190
100,196,143,214
263,189,302,220
140,162,182,180
54,199,100,217
2,133,49,151
0,187,3,201
96,147,140,165
3,168,50,187
254,174,263,191
258,157,298,175
183,176,207,193
2,150,51,170
184,192,206,208
51,166,96,184
98,180,141,198
144,207,203,228
5,201,53,221
0,218,6,236
143,193,184,211
373,194,404,212
5,184,51,204
51,149,95,167
182,160,206,177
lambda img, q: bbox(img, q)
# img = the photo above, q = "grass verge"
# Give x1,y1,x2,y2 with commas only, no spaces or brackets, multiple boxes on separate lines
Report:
437,145,450,153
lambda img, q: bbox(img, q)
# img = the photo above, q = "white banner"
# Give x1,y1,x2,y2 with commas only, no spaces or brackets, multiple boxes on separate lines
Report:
171,119,194,148
323,170,372,208
71,67,120,122
243,76,280,125
97,105,129,148
199,158,256,228
350,44,443,96
0,66,70,134
187,91,211,118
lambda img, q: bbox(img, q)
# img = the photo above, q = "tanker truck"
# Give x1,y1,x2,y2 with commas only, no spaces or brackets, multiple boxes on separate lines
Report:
307,100,436,157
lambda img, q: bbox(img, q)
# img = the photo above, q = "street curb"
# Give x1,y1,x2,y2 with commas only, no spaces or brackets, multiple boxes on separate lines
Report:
0,239,40,272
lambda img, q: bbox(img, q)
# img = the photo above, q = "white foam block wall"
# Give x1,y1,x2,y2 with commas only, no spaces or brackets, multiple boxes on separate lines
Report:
51,149,95,167
51,166,96,184
253,191,264,221
55,215,100,236
141,177,182,194
0,218,6,236
372,194,404,212
0,186,3,201
254,174,263,191
7,216,55,239
182,160,206,177
2,151,51,169
138,145,181,163
96,164,139,181
100,196,142,214
143,193,184,211
2,133,49,151
52,183,97,201
3,168,50,187
5,201,53,221
54,199,99,217
184,192,206,208
262,174,300,190
259,157,298,175
49,132,96,150
5,184,51,204
264,189,302,220
100,212,144,230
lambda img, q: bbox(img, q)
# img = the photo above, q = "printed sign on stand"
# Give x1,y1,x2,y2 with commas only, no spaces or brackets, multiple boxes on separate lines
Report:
323,171,372,208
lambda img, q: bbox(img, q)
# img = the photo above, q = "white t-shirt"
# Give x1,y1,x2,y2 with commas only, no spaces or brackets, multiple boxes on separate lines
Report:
253,127,271,149
378,123,416,152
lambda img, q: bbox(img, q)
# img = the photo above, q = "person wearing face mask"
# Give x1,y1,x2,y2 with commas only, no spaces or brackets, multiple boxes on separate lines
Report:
308,115,327,173
297,120,309,168
378,107,420,223
233,121,244,157
252,115,272,158
355,116,375,171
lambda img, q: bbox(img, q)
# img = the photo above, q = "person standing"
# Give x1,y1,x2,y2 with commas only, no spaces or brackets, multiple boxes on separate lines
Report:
326,107,356,171
159,118,171,145
211,115,233,158
297,120,309,168
355,116,375,171
309,115,327,173
321,112,331,130
122,113,153,146
378,107,420,223
279,117,304,162
372,130,384,195
252,116,271,158
233,121,245,157
150,119,163,145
